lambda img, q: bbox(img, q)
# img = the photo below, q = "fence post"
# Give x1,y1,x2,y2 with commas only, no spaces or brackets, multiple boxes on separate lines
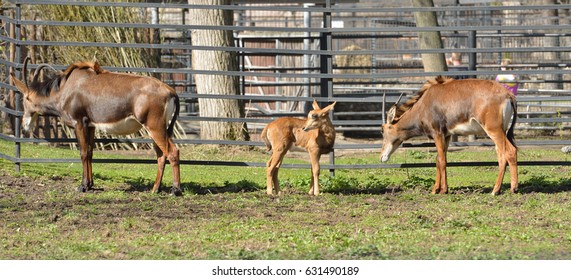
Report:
320,1,335,177
13,4,22,172
151,7,161,77
303,4,312,111
468,30,477,78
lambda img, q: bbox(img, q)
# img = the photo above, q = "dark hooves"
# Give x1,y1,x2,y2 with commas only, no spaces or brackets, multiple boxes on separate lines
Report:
77,185,89,192
170,187,183,197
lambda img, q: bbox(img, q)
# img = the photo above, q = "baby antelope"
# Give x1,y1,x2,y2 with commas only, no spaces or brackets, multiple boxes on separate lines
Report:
261,100,336,196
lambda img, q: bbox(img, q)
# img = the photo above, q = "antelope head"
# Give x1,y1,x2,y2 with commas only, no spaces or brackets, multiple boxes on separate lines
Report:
302,99,336,132
9,57,58,133
380,93,405,162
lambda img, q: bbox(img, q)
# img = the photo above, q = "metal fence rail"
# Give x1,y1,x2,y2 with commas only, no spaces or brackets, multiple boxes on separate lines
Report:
1,1,571,173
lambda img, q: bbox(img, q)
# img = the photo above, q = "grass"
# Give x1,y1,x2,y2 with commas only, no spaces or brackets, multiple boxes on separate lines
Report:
1,139,571,259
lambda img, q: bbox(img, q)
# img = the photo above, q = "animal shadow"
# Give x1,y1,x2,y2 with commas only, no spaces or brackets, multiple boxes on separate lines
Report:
452,175,571,194
324,184,401,195
518,175,571,194
182,180,261,195
123,177,261,195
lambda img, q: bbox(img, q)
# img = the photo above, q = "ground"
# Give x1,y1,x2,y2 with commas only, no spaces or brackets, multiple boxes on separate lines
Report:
2,140,571,260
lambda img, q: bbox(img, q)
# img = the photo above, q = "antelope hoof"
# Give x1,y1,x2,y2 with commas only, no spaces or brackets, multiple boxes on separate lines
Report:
267,192,280,197
77,184,88,193
170,187,183,197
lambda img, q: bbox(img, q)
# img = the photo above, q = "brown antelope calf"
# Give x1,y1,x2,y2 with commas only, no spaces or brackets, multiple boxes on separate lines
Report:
261,100,336,196
380,76,518,195
10,58,182,196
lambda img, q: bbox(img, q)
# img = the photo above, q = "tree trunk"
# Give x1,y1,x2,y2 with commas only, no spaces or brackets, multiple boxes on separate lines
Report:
411,0,448,73
541,0,561,89
188,0,249,141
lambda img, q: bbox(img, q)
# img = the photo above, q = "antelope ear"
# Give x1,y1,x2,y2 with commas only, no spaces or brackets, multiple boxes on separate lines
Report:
321,101,336,114
10,73,28,94
311,99,320,110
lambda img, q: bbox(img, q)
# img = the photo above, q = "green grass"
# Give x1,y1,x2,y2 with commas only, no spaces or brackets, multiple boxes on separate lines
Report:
1,139,571,259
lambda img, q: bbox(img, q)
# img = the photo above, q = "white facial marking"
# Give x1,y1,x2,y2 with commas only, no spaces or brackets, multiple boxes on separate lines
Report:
22,113,38,133
380,143,394,162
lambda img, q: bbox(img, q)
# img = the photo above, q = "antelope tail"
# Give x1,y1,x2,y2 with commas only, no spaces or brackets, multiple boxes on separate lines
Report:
167,94,180,138
261,126,272,151
507,97,517,149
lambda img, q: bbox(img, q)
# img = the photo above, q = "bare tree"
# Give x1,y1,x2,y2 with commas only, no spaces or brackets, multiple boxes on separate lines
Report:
411,0,448,73
188,0,249,141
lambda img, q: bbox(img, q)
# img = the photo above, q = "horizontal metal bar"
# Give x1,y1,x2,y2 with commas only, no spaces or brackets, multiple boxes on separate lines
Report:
3,130,571,148
3,31,571,57
0,105,22,117
3,152,571,169
7,1,571,14
10,15,571,34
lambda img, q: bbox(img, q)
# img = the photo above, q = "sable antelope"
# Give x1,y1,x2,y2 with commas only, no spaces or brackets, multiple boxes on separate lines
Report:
380,76,518,195
10,58,182,196
261,100,336,196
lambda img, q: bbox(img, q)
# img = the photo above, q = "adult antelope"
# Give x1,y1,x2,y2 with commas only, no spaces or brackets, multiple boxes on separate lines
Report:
380,76,518,195
261,100,336,196
10,58,182,196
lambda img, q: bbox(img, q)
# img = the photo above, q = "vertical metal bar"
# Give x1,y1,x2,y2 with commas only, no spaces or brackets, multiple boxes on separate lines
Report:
151,7,161,71
275,38,282,112
303,4,311,111
320,1,334,177
14,4,22,172
468,30,477,78
371,34,377,85
239,37,245,97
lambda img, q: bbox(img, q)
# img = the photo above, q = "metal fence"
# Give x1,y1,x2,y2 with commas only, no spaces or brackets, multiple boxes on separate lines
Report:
1,0,571,173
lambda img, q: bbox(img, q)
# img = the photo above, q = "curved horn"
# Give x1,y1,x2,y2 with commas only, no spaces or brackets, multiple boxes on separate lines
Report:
32,63,59,84
23,57,30,88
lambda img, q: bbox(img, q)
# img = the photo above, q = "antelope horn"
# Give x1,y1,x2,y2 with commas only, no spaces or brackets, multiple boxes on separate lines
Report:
32,63,59,84
382,92,386,124
395,92,405,105
92,51,98,63
23,57,30,88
